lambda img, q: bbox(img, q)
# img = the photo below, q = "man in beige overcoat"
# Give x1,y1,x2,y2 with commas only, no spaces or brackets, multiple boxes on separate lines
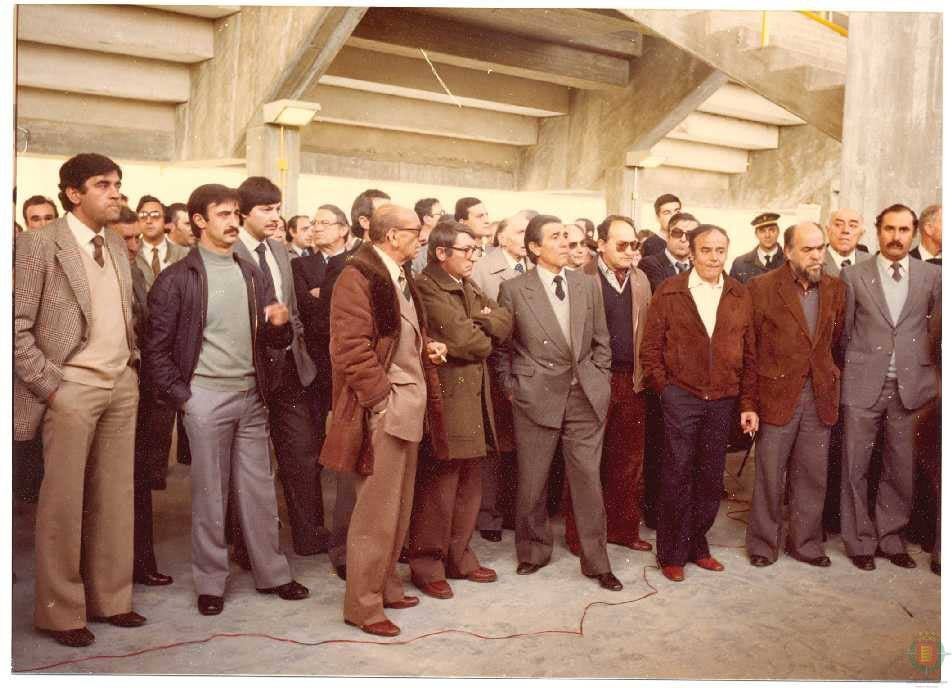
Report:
408,220,513,600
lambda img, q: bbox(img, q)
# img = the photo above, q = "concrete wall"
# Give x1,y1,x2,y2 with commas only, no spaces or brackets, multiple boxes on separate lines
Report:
730,124,842,223
839,12,942,227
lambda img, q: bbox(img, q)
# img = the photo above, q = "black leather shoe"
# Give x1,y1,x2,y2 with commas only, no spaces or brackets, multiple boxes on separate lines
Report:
89,611,146,627
334,565,347,581
134,571,174,586
931,560,940,576
749,555,772,567
806,556,832,568
516,562,543,575
850,555,875,571
876,548,917,569
257,580,309,600
480,530,502,542
42,627,95,647
587,572,623,591
197,595,224,616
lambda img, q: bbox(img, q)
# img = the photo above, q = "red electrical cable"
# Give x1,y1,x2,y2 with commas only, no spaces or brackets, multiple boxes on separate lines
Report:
17,563,663,674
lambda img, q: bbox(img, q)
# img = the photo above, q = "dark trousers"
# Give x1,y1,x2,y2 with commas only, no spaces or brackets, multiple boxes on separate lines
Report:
408,452,483,583
657,385,734,567
565,374,645,551
176,410,191,465
133,391,176,576
269,358,327,555
13,437,44,502
642,390,665,529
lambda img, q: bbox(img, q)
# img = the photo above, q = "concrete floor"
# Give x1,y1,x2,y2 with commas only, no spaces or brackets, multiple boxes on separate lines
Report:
11,451,941,679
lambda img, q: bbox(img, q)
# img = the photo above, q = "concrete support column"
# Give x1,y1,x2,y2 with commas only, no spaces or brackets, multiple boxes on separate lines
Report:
839,12,942,236
246,123,301,216
604,165,638,219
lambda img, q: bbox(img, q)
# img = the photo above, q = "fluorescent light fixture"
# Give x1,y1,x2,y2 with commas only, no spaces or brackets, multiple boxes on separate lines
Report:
262,99,321,127
625,150,666,168
636,155,666,168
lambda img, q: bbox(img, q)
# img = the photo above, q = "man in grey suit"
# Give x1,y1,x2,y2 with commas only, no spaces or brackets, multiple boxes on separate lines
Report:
497,214,623,591
840,203,941,571
471,210,534,541
823,208,873,277
233,177,326,557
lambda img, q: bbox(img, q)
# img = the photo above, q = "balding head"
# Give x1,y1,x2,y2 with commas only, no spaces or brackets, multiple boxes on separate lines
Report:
826,208,864,256
369,204,422,263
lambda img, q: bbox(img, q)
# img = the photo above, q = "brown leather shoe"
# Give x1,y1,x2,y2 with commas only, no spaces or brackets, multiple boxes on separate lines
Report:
256,580,309,600
384,595,420,610
626,539,653,552
133,571,174,586
516,561,544,575
449,566,498,583
42,627,95,647
413,577,454,599
88,611,146,627
693,556,725,572
346,618,401,637
661,565,685,582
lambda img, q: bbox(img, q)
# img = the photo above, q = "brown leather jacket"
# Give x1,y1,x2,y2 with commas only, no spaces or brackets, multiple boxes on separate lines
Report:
747,264,846,427
319,244,446,474
640,271,756,411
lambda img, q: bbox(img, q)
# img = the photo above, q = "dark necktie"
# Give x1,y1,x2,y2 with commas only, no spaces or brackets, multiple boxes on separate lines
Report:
890,262,902,282
553,275,565,301
254,242,276,292
764,253,775,268
514,262,525,274
398,274,411,301
91,235,105,268
151,246,161,278
676,261,690,274
613,269,627,286
841,258,851,269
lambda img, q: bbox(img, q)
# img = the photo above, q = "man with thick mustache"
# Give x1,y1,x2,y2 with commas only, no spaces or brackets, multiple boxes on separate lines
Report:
745,222,846,568
839,204,941,571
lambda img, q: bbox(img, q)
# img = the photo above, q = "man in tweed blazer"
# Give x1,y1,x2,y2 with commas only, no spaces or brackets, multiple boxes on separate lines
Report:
14,153,145,647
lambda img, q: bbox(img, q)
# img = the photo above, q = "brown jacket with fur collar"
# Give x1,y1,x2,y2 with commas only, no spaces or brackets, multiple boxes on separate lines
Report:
319,244,446,474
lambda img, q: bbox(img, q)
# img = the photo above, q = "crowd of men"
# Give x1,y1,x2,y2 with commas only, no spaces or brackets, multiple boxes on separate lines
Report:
13,152,941,645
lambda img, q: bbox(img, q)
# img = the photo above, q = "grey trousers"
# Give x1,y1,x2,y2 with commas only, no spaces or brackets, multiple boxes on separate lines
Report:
513,385,610,576
183,385,291,596
841,378,922,557
746,384,829,562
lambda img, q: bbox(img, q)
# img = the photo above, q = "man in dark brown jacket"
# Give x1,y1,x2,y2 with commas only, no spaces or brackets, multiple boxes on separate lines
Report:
408,220,513,600
641,224,758,583
745,222,846,568
320,204,447,638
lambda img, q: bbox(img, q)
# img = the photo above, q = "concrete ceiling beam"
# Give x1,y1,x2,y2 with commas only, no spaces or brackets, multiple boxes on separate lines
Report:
319,47,570,118
16,117,173,161
412,8,643,57
17,5,214,63
667,112,779,151
348,7,629,90
143,5,240,20
308,85,538,147
17,42,191,103
635,138,750,175
17,87,176,133
698,83,804,126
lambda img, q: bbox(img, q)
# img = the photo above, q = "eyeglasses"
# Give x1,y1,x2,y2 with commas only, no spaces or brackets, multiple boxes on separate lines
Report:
568,241,583,250
668,228,689,239
313,220,340,227
393,226,422,234
614,241,640,252
447,245,485,259
138,211,163,220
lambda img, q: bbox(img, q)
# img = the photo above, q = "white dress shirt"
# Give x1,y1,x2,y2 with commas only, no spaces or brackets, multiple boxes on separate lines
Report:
828,247,857,270
142,237,172,271
876,254,910,378
757,247,780,266
918,243,940,261
239,228,284,302
688,268,724,338
535,263,572,349
67,211,108,262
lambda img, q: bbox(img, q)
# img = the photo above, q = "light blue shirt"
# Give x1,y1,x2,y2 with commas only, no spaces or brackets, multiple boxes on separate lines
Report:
876,254,910,378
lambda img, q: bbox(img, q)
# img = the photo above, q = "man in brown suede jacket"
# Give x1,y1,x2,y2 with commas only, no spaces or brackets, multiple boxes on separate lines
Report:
320,204,447,638
641,224,758,583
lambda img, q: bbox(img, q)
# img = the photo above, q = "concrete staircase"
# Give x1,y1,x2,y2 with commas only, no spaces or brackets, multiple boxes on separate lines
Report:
622,9,848,140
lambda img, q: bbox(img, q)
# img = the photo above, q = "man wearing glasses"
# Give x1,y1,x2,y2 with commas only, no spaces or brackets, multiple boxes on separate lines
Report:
135,195,187,290
321,204,448,637
408,220,513,601
564,214,653,557
638,212,698,294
